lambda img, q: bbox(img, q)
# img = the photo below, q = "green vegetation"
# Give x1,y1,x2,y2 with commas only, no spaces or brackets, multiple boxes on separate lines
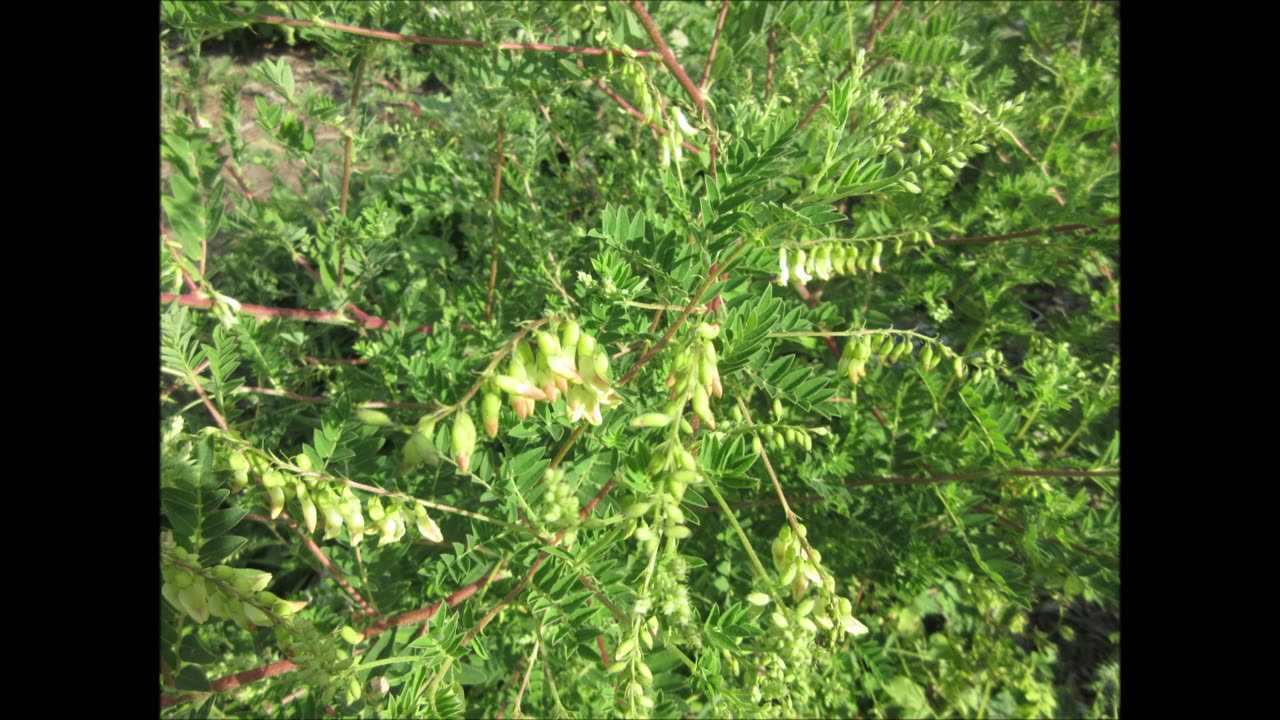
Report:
161,1,1119,717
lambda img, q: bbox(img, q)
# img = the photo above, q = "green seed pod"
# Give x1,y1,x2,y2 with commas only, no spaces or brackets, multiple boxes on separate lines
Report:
796,597,816,617
691,387,715,429
920,342,935,371
919,137,933,157
900,180,922,194
953,355,966,379
452,412,477,474
845,244,859,274
401,429,439,473
938,163,956,179
871,241,884,273
668,525,692,540
616,638,636,661
268,485,286,519
299,490,318,533
747,592,772,607
890,338,911,363
770,611,789,629
178,581,211,624
559,320,581,352
356,409,394,427
481,392,501,439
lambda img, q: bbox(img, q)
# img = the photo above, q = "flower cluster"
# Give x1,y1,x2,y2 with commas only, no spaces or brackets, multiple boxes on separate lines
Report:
492,320,622,428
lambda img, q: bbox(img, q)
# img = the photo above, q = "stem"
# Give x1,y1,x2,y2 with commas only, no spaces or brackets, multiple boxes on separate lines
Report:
486,119,506,322
628,0,718,179
618,239,748,386
239,11,655,57
702,473,768,581
765,27,776,101
735,397,820,570
698,0,730,94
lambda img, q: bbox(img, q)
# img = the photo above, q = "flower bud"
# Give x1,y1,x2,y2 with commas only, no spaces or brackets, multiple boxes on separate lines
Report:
845,244,859,274
747,592,772,607
919,342,934,371
871,241,884,273
792,249,812,283
415,506,444,542
451,412,477,474
777,247,790,285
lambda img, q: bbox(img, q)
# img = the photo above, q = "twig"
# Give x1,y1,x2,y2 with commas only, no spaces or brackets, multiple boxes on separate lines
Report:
766,28,776,101
864,0,904,53
997,124,1066,205
698,469,1121,510
339,51,365,222
163,359,209,397
735,397,820,570
249,512,380,618
239,11,654,57
160,292,438,334
513,637,539,718
618,240,749,386
628,1,718,178
486,120,506,322
698,0,730,94
937,217,1119,246
797,0,904,131
459,480,614,649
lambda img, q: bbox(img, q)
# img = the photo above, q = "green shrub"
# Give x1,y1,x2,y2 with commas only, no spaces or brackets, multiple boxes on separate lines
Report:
161,2,1119,717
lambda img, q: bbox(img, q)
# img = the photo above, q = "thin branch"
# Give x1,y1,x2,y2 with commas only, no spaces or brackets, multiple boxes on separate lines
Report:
460,480,614,648
486,119,506,322
628,1,718,179
864,0,903,53
698,469,1121,510
765,27,776,101
293,254,383,328
239,11,654,57
797,0,904,131
699,0,731,94
339,52,365,224
618,240,749,386
160,292,439,334
996,124,1066,206
937,217,1119,246
163,359,209,397
513,637,539,718
250,512,380,618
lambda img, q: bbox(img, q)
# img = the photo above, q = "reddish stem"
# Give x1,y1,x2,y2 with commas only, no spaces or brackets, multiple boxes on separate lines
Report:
699,0,730,93
241,12,654,57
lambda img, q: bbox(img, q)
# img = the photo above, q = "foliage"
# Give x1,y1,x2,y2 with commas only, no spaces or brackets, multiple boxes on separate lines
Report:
160,1,1119,717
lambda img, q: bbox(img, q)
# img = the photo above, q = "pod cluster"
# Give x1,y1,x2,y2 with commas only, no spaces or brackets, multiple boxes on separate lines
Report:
665,321,723,429
161,532,307,629
778,241,884,285
231,450,444,546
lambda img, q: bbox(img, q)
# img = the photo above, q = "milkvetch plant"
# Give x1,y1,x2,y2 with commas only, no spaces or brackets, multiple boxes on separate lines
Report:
162,1,1118,717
